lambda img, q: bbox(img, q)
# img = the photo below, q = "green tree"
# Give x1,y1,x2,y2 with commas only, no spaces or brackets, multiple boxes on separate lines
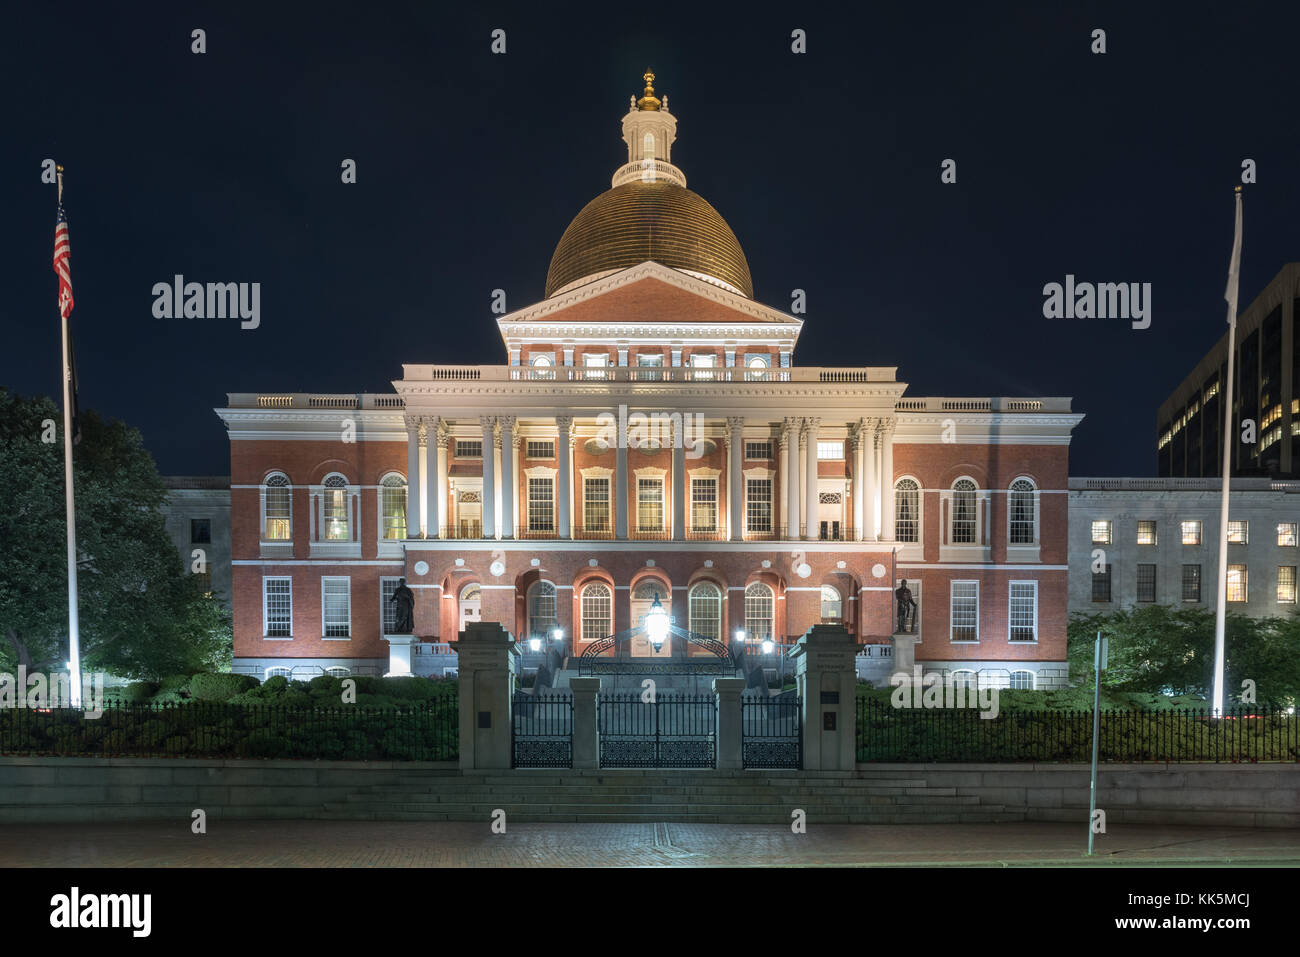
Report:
0,388,231,679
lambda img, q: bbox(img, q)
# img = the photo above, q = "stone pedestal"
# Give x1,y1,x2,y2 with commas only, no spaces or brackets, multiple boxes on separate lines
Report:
712,677,747,770
452,621,520,770
788,624,860,771
570,677,601,770
890,632,918,678
383,634,416,677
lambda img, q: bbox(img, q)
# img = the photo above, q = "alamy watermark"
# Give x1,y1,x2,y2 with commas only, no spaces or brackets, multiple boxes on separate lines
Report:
1042,274,1150,330
152,275,260,329
889,666,1000,718
0,667,105,718
594,403,706,459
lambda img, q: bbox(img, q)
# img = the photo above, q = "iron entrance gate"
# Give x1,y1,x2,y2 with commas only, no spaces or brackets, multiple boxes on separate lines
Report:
599,693,716,768
511,692,573,768
742,693,803,769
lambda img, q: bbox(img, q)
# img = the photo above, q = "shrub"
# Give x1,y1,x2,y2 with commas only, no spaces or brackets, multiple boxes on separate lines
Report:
189,673,259,702
121,681,158,704
158,675,191,693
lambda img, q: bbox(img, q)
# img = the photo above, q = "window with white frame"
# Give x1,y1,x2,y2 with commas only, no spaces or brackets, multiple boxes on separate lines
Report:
688,582,721,641
455,439,482,458
746,478,773,533
528,476,554,532
1008,479,1036,544
526,439,555,459
580,582,612,642
584,477,610,531
322,577,351,638
263,473,292,540
583,353,609,367
744,440,773,460
821,585,842,621
950,581,979,641
265,666,292,680
1009,671,1035,690
691,477,717,531
951,479,977,544
637,478,664,531
950,670,977,689
322,474,350,540
1182,520,1202,545
263,577,292,637
1009,581,1037,641
817,440,844,460
380,576,400,635
747,355,769,369
326,666,351,677
528,580,557,639
1279,523,1298,547
895,478,920,543
530,355,554,378
744,582,774,641
380,473,407,540
637,353,663,367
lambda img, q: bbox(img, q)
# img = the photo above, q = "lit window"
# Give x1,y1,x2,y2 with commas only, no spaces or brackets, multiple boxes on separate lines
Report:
691,478,717,532
820,585,842,621
1181,521,1201,545
817,441,844,460
637,478,664,532
381,577,400,635
1136,564,1156,602
1279,523,1298,547
950,581,979,641
580,582,612,642
1228,521,1248,544
1137,520,1157,546
642,131,655,159
744,582,774,641
688,582,721,641
1182,565,1201,602
381,473,407,540
747,355,769,368
263,473,292,541
1090,520,1112,545
1008,479,1036,545
322,577,351,638
895,479,920,543
527,581,557,639
1227,564,1248,602
746,478,773,533
583,353,609,367
263,577,292,637
1279,567,1297,604
528,477,554,532
323,475,349,541
583,478,610,532
951,480,977,544
1009,582,1037,640
637,354,663,367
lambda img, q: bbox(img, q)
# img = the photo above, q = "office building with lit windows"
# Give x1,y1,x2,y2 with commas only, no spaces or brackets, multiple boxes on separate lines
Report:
216,74,1084,688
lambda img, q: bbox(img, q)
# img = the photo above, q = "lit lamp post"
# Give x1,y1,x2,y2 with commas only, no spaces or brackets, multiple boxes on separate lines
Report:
646,593,669,652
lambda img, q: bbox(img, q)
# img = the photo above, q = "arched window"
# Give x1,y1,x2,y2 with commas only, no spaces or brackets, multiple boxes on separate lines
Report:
951,478,977,544
531,354,552,366
381,473,407,540
323,473,350,540
325,666,351,678
820,585,842,621
950,669,977,689
747,355,769,369
263,473,291,541
895,478,920,543
688,582,722,641
460,583,480,602
581,582,612,642
527,581,557,639
1009,670,1035,690
265,666,292,680
744,582,774,641
642,131,655,159
1009,478,1036,545
632,579,666,601
530,354,554,379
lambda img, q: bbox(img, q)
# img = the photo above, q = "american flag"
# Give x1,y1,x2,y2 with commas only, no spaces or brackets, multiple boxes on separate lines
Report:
53,202,74,318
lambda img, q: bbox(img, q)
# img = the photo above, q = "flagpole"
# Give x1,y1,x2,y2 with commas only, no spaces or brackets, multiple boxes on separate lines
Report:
57,165,83,708
1212,186,1244,717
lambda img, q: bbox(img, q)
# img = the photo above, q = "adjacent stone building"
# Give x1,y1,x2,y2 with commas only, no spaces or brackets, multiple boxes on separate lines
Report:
161,476,232,610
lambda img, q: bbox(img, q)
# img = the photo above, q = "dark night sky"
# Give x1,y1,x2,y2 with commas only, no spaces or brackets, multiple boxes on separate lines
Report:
3,1,1296,477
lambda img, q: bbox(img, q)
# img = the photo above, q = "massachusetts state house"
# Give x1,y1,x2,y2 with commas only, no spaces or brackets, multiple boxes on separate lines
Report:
217,73,1083,688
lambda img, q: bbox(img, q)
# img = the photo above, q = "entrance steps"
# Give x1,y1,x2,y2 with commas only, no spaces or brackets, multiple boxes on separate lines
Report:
318,768,1027,824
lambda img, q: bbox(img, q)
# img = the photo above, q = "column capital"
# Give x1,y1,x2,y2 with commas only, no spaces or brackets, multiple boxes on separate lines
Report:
511,432,521,450
436,419,451,443
876,416,896,436
726,415,746,432
803,415,822,432
416,419,428,448
479,414,496,431
403,413,422,433
555,414,574,434
498,415,517,432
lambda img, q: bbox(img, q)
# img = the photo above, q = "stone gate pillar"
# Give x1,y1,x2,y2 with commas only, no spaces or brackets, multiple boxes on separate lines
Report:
788,623,859,771
452,621,520,770
712,677,747,770
570,677,601,770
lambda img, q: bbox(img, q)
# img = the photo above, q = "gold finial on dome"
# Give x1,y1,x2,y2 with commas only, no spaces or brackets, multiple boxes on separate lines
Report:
636,70,661,111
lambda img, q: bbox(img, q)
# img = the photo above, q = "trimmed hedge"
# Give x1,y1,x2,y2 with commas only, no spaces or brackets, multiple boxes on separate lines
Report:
188,673,260,701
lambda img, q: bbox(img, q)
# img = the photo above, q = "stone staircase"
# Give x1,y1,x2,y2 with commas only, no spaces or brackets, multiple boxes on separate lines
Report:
318,768,1027,824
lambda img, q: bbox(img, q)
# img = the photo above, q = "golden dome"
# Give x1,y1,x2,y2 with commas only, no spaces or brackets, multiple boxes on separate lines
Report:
544,181,753,298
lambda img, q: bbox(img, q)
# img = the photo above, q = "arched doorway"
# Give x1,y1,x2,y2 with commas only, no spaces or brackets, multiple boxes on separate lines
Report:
629,578,672,657
459,582,481,632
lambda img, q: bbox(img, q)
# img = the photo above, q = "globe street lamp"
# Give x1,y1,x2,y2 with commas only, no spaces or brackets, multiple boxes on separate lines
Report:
761,637,775,655
646,593,669,651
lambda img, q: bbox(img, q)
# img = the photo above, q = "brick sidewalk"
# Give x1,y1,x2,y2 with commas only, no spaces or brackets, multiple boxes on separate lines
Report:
4,820,1300,867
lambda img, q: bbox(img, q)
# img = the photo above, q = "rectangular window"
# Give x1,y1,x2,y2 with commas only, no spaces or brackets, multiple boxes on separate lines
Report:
1227,564,1248,602
744,440,773,460
1091,564,1112,603
322,577,351,638
263,577,292,637
455,439,483,458
746,478,773,533
264,484,291,540
190,518,211,544
637,478,664,532
381,576,400,635
952,487,977,544
1228,520,1248,544
1009,582,1037,641
583,478,610,531
1137,520,1157,545
525,439,554,459
691,477,717,532
637,354,663,367
1279,523,1298,547
583,353,609,367
1181,520,1201,545
1091,520,1112,545
528,477,554,532
1279,566,1297,603
1182,564,1202,602
816,440,844,460
950,581,979,641
1136,564,1157,602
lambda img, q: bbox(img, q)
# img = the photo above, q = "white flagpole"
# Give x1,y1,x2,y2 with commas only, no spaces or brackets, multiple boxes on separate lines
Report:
57,165,83,709
1212,186,1244,717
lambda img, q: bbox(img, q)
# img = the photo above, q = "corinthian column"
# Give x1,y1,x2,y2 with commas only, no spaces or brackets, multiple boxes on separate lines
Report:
480,416,496,538
405,415,423,539
879,418,895,541
803,417,821,541
784,417,799,539
556,415,572,539
728,416,745,541
498,416,516,538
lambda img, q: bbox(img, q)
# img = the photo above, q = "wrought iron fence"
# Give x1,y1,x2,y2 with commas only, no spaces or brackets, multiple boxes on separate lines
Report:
511,692,573,768
599,693,715,768
742,693,802,768
0,700,459,761
855,699,1300,763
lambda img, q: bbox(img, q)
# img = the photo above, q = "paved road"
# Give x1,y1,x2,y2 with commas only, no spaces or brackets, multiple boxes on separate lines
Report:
5,821,1300,867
